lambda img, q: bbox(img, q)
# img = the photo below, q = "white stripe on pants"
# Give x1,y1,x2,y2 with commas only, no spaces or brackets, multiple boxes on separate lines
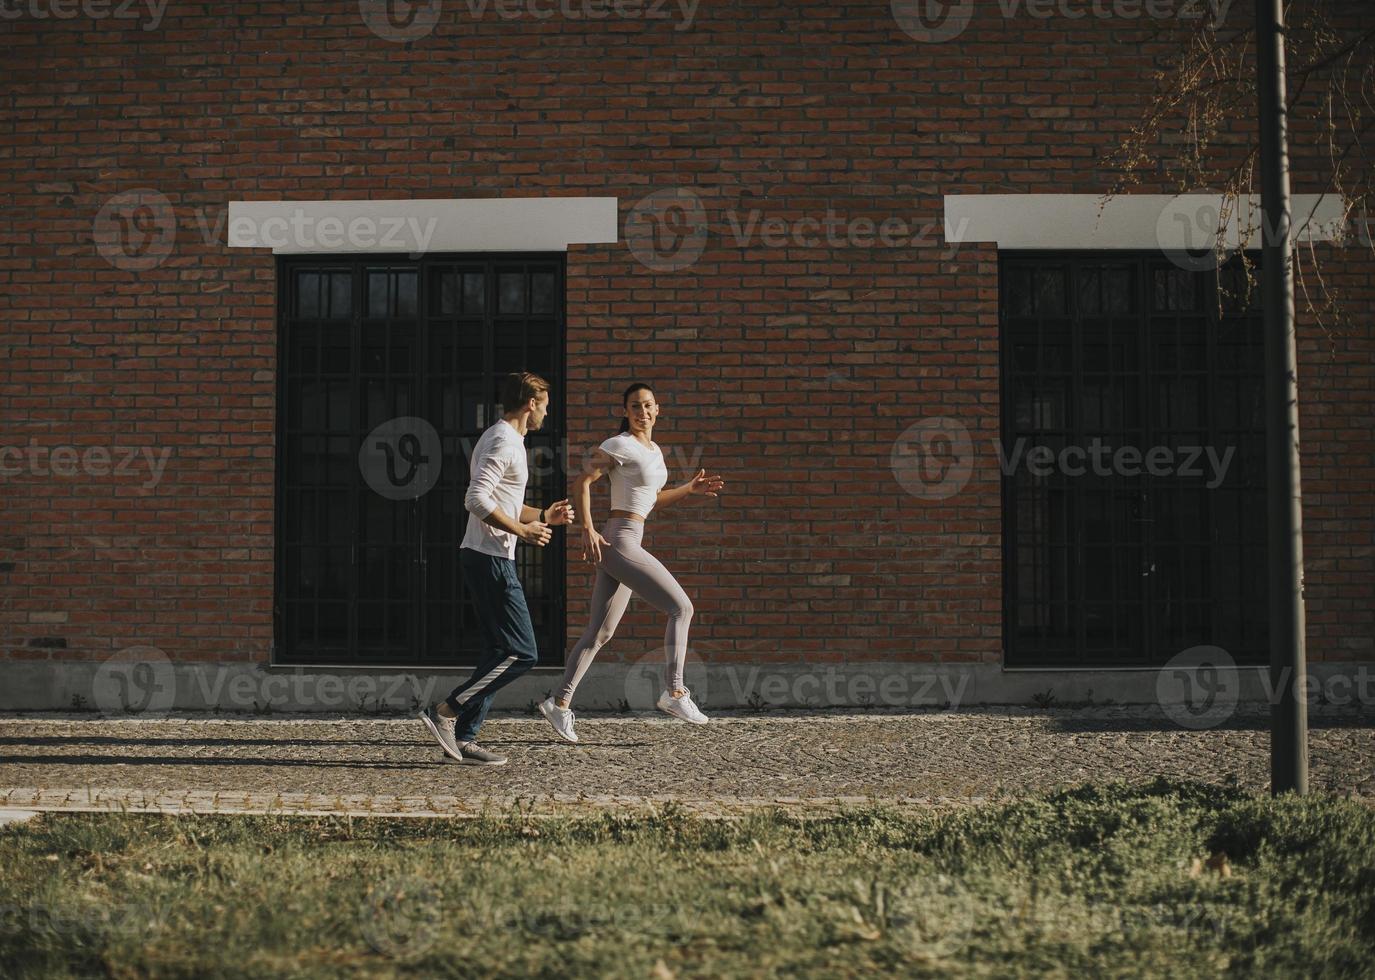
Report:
452,654,518,704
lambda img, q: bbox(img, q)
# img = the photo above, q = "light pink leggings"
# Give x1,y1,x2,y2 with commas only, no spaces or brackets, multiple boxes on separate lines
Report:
556,516,693,704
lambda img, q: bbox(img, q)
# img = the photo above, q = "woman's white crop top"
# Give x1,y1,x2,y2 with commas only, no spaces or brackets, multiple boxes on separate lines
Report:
598,433,669,517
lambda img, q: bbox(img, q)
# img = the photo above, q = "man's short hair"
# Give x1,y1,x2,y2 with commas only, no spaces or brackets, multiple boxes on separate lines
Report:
500,371,550,412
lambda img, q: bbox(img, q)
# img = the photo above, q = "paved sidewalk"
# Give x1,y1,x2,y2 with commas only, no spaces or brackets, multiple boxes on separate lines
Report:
1,706,1371,819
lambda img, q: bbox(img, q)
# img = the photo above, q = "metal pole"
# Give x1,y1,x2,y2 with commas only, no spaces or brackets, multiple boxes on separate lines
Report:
1256,0,1308,795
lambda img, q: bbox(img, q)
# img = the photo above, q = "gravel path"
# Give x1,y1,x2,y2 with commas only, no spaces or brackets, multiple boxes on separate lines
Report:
1,706,1370,817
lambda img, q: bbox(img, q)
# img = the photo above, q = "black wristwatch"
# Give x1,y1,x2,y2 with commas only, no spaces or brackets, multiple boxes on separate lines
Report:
539,507,546,523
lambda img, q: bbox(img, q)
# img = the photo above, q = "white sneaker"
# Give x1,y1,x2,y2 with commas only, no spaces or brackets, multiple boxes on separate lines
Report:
656,688,708,725
539,697,579,743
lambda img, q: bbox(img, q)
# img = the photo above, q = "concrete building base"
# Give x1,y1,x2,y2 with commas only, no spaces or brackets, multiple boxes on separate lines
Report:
1,659,1370,716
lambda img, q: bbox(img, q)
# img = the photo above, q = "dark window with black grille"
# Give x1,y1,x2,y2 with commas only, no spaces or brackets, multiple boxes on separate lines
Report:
274,253,566,666
1000,251,1268,668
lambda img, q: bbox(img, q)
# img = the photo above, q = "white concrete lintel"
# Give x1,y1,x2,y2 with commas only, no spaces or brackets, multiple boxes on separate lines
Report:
943,192,1348,250
227,196,619,254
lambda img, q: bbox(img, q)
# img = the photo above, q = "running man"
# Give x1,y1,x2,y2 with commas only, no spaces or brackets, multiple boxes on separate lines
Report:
418,371,573,765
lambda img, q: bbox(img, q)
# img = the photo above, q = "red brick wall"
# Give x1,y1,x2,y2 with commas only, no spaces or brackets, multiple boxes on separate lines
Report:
1297,245,1375,663
1,1,1370,670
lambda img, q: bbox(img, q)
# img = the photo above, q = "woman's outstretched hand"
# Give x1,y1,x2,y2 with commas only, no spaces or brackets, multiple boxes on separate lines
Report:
687,468,725,497
582,526,609,564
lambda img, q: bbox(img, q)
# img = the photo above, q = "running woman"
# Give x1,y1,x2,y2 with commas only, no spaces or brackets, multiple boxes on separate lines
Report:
419,371,574,765
539,382,725,743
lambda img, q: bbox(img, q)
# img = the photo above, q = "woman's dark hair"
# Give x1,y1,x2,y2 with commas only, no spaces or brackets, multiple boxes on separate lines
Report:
617,383,654,435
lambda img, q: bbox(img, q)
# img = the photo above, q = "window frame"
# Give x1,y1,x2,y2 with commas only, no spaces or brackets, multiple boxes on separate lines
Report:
271,251,568,668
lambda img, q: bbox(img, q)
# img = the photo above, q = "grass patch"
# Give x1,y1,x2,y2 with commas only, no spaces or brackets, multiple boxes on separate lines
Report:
1,777,1372,978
